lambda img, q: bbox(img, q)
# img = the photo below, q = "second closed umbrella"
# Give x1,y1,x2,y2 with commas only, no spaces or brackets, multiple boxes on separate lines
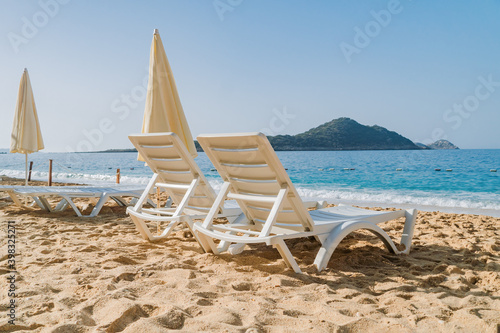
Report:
140,29,197,160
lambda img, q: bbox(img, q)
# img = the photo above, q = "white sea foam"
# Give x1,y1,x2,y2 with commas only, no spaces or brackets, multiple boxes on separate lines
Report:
295,187,500,214
0,169,151,186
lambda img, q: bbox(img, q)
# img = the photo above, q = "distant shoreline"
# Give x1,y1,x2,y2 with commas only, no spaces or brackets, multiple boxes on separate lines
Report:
85,147,455,153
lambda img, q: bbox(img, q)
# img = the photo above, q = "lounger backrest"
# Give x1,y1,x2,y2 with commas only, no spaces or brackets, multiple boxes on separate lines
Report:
129,133,217,212
197,132,314,232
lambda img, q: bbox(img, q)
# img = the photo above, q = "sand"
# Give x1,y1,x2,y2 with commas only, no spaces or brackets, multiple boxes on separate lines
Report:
0,177,499,332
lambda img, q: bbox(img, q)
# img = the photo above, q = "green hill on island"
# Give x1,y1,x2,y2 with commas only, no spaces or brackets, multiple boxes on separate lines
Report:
268,117,420,151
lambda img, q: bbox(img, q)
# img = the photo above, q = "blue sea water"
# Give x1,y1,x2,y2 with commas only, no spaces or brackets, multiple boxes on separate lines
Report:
1,149,499,216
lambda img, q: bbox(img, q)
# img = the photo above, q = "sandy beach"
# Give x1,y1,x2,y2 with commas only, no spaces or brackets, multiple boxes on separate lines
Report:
1,177,499,332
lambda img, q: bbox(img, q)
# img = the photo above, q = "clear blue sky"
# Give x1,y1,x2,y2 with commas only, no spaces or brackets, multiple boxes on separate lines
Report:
1,0,499,152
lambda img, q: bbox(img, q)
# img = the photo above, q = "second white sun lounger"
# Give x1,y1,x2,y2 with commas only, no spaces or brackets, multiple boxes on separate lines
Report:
126,133,244,243
194,132,417,273
0,185,148,217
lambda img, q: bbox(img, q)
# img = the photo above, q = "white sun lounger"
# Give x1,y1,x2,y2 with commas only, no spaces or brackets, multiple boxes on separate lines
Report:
126,133,245,243
194,132,418,273
0,185,149,217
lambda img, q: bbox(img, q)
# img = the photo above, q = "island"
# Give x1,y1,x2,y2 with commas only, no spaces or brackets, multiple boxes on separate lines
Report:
267,117,420,151
91,118,459,153
426,140,459,150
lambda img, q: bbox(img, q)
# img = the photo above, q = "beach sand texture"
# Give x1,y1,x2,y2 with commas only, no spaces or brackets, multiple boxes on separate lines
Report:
0,178,499,332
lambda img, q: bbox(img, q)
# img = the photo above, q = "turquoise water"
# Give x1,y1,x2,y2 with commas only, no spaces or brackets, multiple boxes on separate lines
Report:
1,149,499,215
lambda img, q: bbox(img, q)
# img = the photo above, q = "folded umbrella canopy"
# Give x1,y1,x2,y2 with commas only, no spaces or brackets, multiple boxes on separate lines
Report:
140,29,197,160
10,68,44,186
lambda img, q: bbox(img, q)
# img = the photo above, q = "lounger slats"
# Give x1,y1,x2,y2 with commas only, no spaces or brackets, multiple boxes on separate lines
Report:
159,171,194,184
163,186,213,209
224,165,276,181
140,146,180,159
201,136,261,150
230,179,281,196
198,133,315,229
153,159,191,172
227,192,277,203
245,206,272,221
275,212,304,224
134,134,175,146
245,206,302,226
212,224,262,236
156,182,191,190
186,205,211,212
245,201,294,211
214,150,267,165
187,196,213,208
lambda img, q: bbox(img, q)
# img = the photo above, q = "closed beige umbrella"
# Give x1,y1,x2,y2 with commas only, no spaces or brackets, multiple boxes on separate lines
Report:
140,29,197,160
10,68,44,186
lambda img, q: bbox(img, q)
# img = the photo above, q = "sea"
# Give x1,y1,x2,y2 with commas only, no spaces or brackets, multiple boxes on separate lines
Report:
1,149,499,217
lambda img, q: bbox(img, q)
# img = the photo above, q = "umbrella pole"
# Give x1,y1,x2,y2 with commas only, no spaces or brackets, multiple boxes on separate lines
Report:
25,153,28,186
24,153,28,206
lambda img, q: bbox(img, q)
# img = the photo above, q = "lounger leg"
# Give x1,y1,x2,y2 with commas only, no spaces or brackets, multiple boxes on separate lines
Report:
183,217,212,249
165,197,172,208
132,173,158,211
110,196,128,206
273,239,302,273
196,230,219,254
155,221,180,239
54,199,69,211
89,197,99,205
218,213,251,253
32,196,51,211
315,234,328,244
400,209,418,254
314,221,400,272
89,194,110,217
129,212,154,240
196,182,231,253
227,243,246,254
61,196,83,217
7,191,23,207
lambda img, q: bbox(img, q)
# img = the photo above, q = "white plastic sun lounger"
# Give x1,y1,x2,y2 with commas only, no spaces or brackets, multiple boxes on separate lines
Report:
194,132,418,273
0,185,149,217
126,133,244,243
